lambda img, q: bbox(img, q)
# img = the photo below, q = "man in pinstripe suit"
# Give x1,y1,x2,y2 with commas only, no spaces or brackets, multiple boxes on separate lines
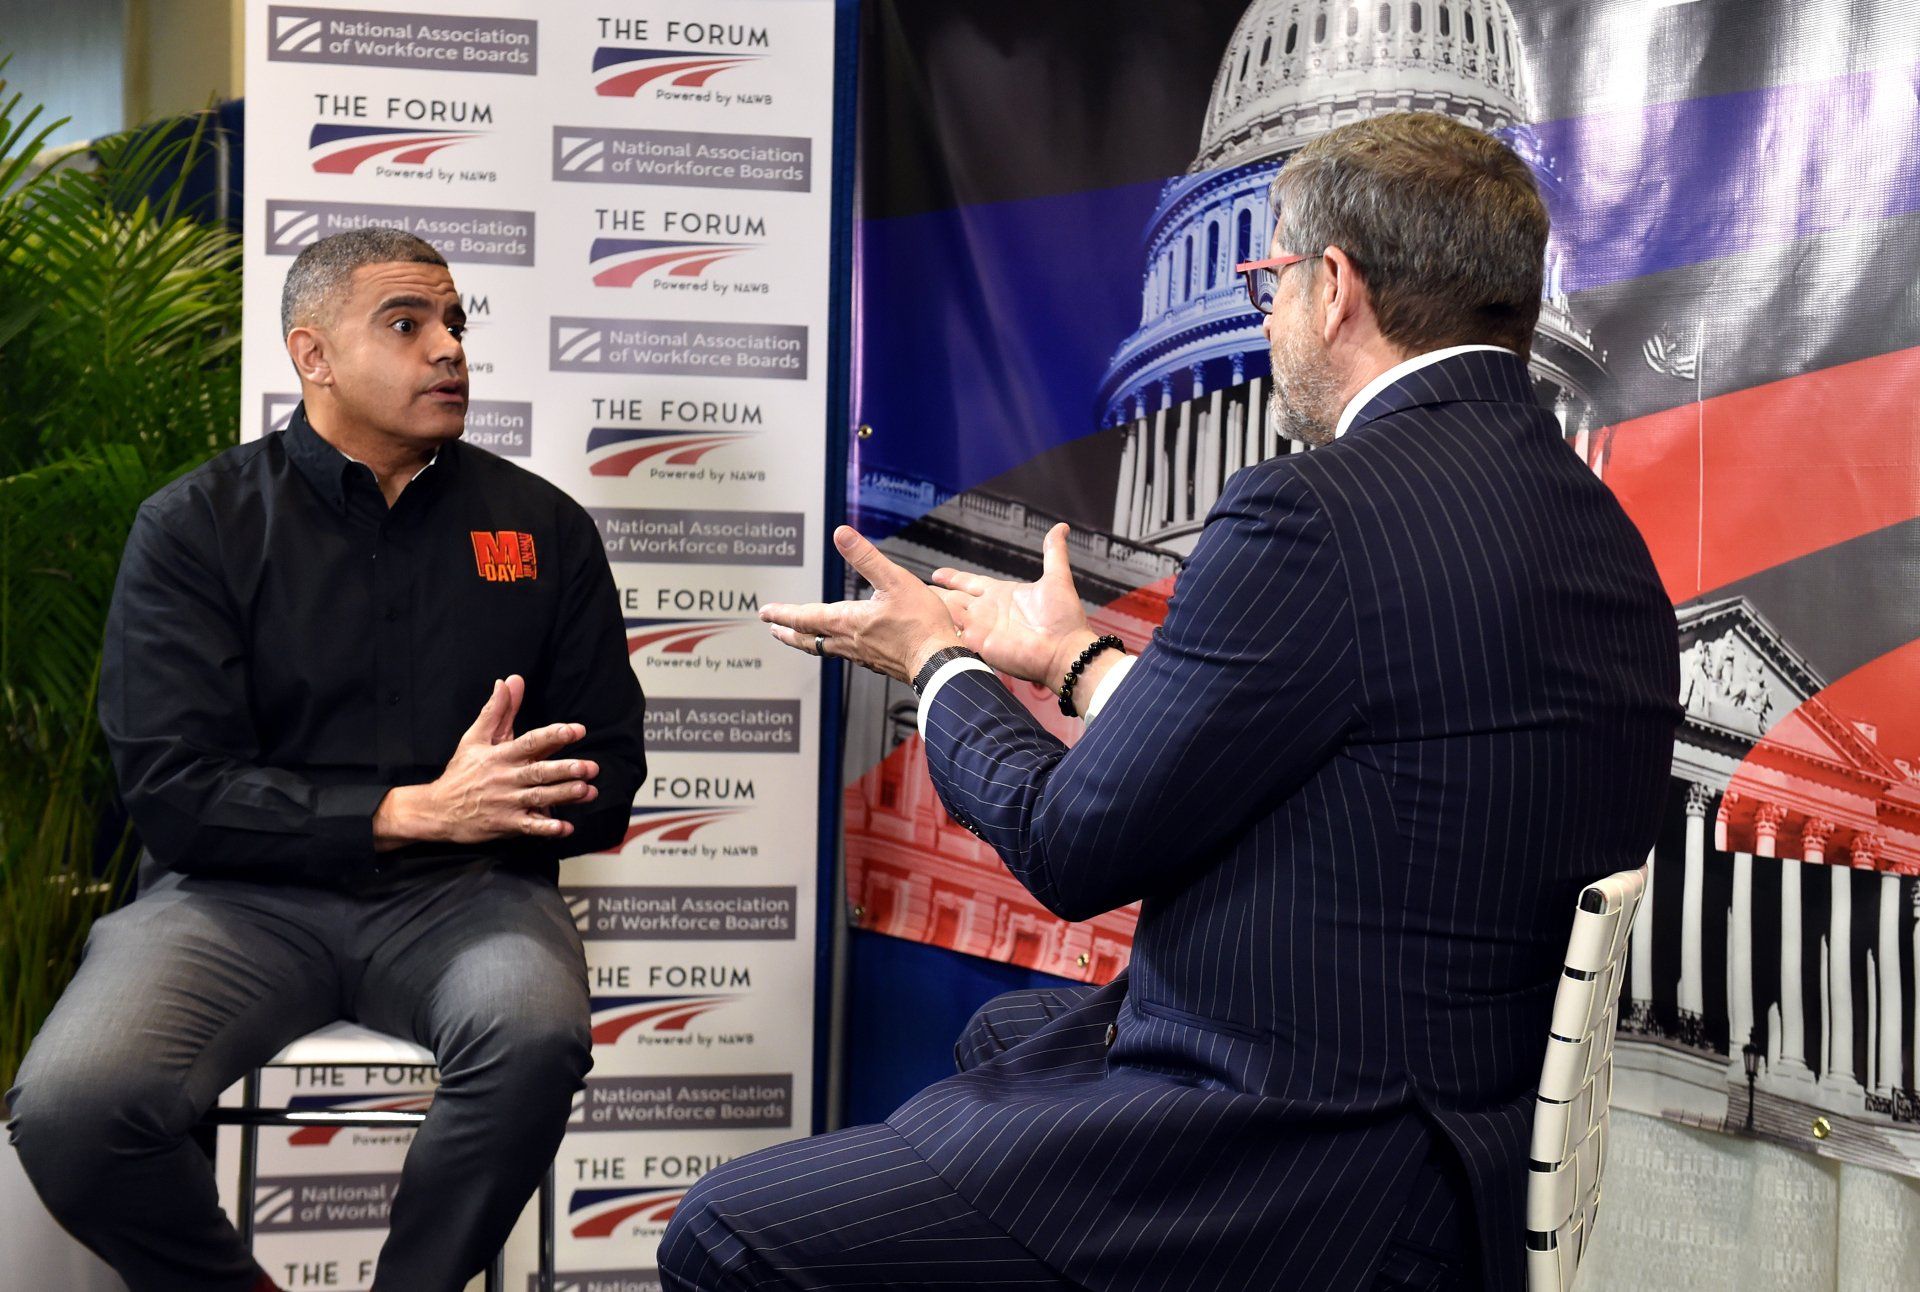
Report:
663,112,1680,1291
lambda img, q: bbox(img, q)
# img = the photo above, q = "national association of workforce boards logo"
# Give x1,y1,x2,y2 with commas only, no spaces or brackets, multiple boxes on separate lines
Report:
592,46,766,96
263,393,301,433
567,1185,684,1239
589,236,756,287
306,123,481,174
587,425,757,473
266,6,537,76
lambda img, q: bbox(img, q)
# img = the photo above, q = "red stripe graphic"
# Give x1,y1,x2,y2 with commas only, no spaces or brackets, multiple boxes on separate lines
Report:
592,245,746,288
626,623,737,654
591,436,741,474
572,1193,684,1237
668,253,743,277
643,1001,729,1032
596,58,752,96
652,812,735,843
1602,345,1920,603
602,811,737,852
591,999,727,1044
672,62,752,88
312,134,474,173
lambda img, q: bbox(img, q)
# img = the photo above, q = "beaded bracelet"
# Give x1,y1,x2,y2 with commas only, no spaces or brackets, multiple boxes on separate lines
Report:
1057,634,1125,717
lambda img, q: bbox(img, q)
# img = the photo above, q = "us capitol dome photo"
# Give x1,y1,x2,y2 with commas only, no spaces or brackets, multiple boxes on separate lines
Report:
1100,0,1607,555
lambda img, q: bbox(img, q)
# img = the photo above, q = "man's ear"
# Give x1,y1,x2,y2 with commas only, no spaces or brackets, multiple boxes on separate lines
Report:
287,326,332,387
1318,245,1370,348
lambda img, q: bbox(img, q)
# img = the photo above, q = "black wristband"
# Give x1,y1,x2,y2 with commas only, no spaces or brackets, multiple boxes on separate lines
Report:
1058,634,1125,717
913,645,982,696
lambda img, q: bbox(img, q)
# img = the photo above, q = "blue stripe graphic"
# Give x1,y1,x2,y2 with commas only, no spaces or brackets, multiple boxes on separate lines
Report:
853,60,1920,533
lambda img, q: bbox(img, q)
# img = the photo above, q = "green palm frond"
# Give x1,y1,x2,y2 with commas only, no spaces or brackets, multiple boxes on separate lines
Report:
0,75,240,1090
2,447,160,712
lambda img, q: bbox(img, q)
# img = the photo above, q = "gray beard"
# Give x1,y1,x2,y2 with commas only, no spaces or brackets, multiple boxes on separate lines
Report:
1269,341,1339,448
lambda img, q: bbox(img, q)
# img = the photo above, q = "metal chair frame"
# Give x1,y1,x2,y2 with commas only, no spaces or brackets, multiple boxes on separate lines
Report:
199,1024,556,1292
1525,865,1647,1291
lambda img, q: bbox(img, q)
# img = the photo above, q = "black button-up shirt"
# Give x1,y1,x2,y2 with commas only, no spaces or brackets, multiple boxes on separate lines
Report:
101,403,646,886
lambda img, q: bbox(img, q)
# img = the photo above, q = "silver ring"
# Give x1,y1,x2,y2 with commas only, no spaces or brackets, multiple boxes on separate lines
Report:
814,634,826,657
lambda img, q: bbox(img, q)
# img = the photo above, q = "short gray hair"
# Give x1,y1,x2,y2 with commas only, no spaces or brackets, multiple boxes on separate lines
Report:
280,227,448,335
1269,112,1548,357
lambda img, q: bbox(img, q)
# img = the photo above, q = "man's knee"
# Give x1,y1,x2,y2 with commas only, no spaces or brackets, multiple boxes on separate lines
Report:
658,1156,753,1287
8,1047,189,1218
440,1003,591,1099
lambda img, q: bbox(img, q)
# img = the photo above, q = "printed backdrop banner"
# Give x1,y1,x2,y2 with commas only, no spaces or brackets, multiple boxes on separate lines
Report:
238,2,842,1288
843,0,1920,1178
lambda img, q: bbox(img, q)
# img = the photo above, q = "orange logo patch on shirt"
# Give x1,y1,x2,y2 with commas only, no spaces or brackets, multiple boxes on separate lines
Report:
471,530,538,582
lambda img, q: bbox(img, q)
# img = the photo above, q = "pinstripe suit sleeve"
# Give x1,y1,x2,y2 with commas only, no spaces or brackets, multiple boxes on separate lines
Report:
921,461,1358,921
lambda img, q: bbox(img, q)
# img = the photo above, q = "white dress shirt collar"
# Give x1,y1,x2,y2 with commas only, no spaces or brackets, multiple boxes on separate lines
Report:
341,445,440,484
1333,343,1515,440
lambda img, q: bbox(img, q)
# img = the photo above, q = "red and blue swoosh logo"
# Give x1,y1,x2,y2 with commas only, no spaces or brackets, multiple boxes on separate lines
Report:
588,425,755,474
568,1185,685,1237
590,994,733,1045
307,123,479,174
590,237,754,287
624,617,750,657
599,805,748,854
592,46,763,96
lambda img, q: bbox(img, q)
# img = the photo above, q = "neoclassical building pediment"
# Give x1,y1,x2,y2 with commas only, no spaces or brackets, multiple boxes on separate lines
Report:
1676,595,1822,748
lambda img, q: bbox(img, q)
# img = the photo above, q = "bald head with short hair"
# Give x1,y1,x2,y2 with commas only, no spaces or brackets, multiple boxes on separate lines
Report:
280,227,448,336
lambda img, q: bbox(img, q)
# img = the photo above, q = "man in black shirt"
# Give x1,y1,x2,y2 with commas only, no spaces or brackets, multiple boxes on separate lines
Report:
7,228,646,1292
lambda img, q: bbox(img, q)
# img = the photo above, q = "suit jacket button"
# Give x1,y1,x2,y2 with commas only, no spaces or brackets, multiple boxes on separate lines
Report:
1104,1023,1117,1048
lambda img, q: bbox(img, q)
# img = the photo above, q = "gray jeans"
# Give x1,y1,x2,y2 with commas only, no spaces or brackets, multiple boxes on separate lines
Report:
6,861,592,1292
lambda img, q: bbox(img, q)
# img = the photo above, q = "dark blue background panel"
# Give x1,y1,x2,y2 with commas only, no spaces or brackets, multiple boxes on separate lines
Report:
854,178,1165,532
843,927,1076,1126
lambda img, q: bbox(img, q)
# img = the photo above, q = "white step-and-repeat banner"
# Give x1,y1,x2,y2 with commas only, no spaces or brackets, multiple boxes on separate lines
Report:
235,3,841,1288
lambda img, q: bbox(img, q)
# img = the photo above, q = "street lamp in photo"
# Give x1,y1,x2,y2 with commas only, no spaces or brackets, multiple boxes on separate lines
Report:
1741,1042,1763,1132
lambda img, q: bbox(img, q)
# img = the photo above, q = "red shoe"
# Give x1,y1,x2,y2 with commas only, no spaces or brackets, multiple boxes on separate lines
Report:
251,1275,284,1292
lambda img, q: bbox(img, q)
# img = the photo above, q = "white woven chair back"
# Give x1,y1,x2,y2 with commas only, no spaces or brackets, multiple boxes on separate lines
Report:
1526,865,1646,1291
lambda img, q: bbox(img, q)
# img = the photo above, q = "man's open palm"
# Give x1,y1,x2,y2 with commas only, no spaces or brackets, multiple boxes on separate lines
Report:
932,523,1091,687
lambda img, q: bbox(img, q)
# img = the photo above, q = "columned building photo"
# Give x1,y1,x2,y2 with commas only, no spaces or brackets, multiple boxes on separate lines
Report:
1621,597,1920,1170
1100,0,1606,555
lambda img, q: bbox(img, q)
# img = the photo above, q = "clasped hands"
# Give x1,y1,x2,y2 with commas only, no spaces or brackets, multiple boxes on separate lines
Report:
374,674,597,850
760,523,1106,704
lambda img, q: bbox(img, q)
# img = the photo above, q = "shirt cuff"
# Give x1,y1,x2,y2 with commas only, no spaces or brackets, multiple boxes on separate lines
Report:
1081,654,1136,725
316,781,395,869
916,657,996,739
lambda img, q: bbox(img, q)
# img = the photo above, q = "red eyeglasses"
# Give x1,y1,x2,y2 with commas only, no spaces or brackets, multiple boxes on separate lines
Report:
1233,252,1322,314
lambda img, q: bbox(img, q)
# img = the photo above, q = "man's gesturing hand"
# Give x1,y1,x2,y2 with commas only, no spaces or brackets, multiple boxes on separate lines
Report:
932,522,1095,690
760,526,962,683
373,674,598,850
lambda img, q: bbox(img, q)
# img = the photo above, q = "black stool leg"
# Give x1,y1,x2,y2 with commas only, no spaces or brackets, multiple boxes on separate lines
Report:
485,1247,503,1292
538,1161,556,1292
237,1069,261,1249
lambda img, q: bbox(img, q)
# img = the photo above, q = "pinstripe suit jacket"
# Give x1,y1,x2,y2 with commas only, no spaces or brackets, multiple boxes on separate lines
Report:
899,350,1681,1291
